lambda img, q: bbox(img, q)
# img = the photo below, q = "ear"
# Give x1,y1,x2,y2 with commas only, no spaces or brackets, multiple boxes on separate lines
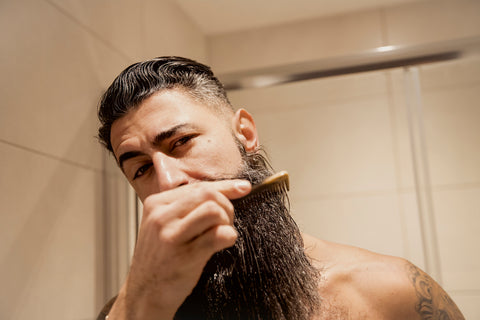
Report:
232,108,259,152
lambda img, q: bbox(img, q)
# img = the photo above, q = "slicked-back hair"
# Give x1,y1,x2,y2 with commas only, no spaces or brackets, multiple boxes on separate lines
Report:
98,56,233,152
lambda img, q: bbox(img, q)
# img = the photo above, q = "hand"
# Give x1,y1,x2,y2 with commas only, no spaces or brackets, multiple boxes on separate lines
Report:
108,179,251,320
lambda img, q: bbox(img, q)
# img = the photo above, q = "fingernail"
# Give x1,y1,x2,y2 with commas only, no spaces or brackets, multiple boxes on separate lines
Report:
235,180,251,192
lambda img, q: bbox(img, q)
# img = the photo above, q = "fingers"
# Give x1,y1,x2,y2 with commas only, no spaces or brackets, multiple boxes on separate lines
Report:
191,224,238,254
173,199,235,243
142,179,250,246
142,179,250,223
144,179,251,209
169,182,239,220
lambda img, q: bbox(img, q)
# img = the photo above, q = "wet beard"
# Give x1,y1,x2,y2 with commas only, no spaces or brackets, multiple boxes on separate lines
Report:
174,151,320,320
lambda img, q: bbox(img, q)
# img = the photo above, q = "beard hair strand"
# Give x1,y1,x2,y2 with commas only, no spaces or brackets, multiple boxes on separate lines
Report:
174,148,320,320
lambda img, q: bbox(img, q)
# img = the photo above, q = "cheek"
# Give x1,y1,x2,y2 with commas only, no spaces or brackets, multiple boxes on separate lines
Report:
204,137,243,173
132,179,155,203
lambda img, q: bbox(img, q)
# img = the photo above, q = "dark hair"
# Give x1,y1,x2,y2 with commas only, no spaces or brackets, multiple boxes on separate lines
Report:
97,56,232,152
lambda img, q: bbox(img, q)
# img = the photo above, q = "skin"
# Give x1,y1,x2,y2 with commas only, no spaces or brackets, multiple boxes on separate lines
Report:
109,89,259,319
106,88,465,319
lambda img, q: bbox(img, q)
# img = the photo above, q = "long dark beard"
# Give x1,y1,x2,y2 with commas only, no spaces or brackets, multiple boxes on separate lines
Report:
174,149,320,320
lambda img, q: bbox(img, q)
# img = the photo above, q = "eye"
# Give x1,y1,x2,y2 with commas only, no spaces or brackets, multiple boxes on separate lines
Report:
171,134,198,152
133,163,152,180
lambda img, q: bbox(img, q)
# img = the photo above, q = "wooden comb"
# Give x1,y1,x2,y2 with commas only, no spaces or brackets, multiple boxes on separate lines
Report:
232,171,289,206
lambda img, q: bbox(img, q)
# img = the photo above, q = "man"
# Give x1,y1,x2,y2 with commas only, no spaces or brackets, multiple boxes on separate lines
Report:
97,56,464,319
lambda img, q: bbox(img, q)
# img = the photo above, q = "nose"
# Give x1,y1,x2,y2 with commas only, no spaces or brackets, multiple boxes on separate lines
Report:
152,153,189,192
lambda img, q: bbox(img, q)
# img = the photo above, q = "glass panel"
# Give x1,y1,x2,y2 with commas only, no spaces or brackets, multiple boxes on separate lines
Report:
227,55,480,317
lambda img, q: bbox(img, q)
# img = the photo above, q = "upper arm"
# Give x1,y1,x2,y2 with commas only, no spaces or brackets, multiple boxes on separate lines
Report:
353,255,465,320
405,261,465,320
304,239,465,319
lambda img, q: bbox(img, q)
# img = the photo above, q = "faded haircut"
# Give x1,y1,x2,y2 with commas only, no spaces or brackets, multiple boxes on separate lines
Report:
97,56,233,152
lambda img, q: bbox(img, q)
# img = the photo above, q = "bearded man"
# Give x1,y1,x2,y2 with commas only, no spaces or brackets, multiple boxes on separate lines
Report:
96,56,464,320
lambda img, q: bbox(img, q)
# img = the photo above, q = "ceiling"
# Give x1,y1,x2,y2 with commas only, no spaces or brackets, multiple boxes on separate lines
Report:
173,0,432,35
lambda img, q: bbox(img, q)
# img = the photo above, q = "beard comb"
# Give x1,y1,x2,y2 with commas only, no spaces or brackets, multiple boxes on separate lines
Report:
232,171,289,207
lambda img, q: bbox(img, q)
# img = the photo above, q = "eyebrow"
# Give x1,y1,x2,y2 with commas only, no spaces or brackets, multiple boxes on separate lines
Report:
118,150,145,171
153,123,193,147
117,123,194,170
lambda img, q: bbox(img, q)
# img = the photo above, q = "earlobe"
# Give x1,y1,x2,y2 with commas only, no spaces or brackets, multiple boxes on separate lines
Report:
233,109,259,152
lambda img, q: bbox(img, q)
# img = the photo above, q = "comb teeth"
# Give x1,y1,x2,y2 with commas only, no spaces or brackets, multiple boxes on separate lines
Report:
248,170,289,196
233,171,289,206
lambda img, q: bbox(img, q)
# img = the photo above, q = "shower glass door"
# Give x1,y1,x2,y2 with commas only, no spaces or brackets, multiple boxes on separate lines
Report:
227,54,480,318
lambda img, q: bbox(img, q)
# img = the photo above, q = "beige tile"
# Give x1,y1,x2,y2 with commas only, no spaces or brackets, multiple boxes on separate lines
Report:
419,56,480,90
143,0,207,62
0,142,104,319
387,63,480,189
422,84,480,186
47,0,207,62
251,96,397,196
449,293,480,320
432,187,480,291
228,70,389,111
385,0,480,46
46,0,143,59
388,68,418,190
292,194,405,258
0,0,128,171
398,192,426,269
209,10,383,74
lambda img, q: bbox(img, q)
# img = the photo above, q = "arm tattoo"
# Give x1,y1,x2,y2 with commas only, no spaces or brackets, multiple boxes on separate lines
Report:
406,262,465,320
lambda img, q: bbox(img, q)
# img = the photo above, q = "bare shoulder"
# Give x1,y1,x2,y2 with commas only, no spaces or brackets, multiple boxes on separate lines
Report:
302,234,465,320
303,234,416,318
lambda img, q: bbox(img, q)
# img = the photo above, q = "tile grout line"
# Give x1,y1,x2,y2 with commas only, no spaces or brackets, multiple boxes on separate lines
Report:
249,91,392,114
42,0,133,63
0,138,101,173
292,181,480,202
448,289,480,295
420,79,480,94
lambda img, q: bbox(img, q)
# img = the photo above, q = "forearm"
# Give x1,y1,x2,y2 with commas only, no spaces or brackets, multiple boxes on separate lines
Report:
103,284,177,320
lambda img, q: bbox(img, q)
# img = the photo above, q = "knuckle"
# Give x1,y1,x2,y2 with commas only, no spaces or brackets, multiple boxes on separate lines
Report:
143,213,165,235
149,212,166,228
142,196,157,214
143,204,170,229
225,200,234,213
202,201,226,221
159,226,179,245
203,199,220,212
194,185,218,202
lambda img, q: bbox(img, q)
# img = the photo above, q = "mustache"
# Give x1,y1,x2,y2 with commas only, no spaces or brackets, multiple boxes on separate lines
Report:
196,148,274,194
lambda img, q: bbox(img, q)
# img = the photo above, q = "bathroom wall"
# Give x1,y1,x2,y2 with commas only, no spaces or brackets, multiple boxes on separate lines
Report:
1,0,478,319
0,0,206,319
221,0,480,318
208,0,480,74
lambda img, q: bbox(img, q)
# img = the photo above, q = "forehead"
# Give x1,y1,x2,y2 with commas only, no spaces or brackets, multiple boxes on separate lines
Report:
110,89,228,155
